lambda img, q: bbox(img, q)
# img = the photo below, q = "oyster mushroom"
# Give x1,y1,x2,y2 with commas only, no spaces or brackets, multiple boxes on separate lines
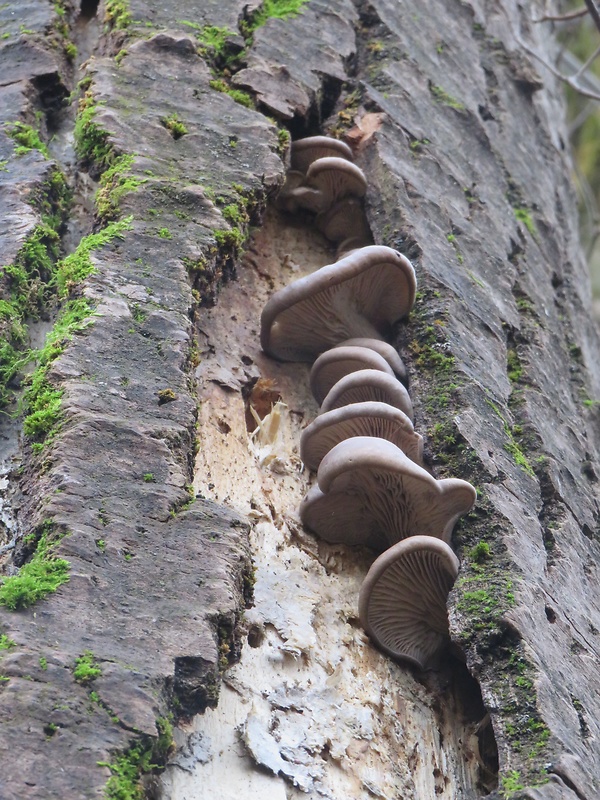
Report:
300,402,424,471
299,437,476,550
315,197,371,244
320,369,413,419
358,535,460,669
281,156,367,215
310,345,395,405
291,135,353,174
334,338,407,383
261,246,416,362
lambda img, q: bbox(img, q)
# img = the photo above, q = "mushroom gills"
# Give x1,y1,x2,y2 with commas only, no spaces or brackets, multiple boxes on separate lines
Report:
299,437,476,550
261,246,417,362
300,401,424,471
358,535,460,669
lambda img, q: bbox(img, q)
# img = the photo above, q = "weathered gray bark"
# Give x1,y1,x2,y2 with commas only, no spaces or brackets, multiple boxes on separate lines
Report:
0,1,599,799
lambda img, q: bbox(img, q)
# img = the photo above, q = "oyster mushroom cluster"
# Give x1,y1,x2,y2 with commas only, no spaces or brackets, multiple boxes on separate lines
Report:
262,136,476,670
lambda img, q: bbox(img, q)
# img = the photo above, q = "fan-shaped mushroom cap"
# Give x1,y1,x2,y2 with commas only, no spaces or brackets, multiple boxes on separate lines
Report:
300,401,424,471
358,535,460,669
291,136,353,174
299,437,476,550
310,346,394,405
305,157,367,210
315,197,370,244
261,246,417,362
320,369,413,419
334,338,407,383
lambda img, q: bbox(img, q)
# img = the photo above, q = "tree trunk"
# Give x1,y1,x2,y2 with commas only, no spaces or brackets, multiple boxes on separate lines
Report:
1,1,599,799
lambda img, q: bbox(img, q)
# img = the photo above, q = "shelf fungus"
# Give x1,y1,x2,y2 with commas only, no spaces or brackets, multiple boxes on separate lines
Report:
315,197,371,244
278,156,367,215
299,437,476,551
310,345,396,405
261,245,416,361
320,369,413,419
333,338,407,383
290,135,353,173
300,401,424,471
358,536,460,669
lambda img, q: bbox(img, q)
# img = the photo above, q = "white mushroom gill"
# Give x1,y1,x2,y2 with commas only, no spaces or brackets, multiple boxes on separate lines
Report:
300,437,476,551
260,246,417,362
358,536,460,669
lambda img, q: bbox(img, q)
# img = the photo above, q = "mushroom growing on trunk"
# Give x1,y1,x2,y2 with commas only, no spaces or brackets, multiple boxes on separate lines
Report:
310,345,395,405
358,535,460,669
299,437,476,550
320,369,413,418
261,246,417,361
300,401,424,471
333,338,407,383
290,135,354,173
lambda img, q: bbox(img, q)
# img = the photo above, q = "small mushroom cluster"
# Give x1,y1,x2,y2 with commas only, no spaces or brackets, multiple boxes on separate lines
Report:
262,136,476,670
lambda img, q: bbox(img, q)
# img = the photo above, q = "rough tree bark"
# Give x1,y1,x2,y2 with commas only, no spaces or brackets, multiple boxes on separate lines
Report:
0,1,599,799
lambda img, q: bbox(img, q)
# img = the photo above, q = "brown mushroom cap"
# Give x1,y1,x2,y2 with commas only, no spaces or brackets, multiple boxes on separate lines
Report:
291,136,353,174
358,535,460,669
261,246,417,362
320,369,413,419
334,338,407,383
315,197,371,244
310,346,394,405
299,437,476,550
300,401,424,471
305,157,367,207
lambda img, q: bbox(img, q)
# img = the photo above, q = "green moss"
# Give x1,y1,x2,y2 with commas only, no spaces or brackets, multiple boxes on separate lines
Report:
142,473,155,483
0,634,16,650
104,0,132,30
39,656,48,670
430,84,465,110
193,25,240,69
501,771,525,797
100,718,173,800
214,227,245,249
0,524,70,610
5,121,49,158
96,155,145,222
513,207,536,237
73,650,102,683
470,541,491,564
23,298,95,447
55,217,132,296
243,0,309,35
157,227,172,239
209,79,254,108
277,126,290,155
507,348,523,383
486,398,535,477
64,41,77,61
74,91,113,172
161,113,188,139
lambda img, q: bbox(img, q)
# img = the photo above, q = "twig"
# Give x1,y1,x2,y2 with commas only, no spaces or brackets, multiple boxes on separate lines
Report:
535,6,589,23
516,35,600,100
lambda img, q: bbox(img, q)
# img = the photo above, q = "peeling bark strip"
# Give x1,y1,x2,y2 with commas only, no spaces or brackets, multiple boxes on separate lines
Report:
0,1,598,800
